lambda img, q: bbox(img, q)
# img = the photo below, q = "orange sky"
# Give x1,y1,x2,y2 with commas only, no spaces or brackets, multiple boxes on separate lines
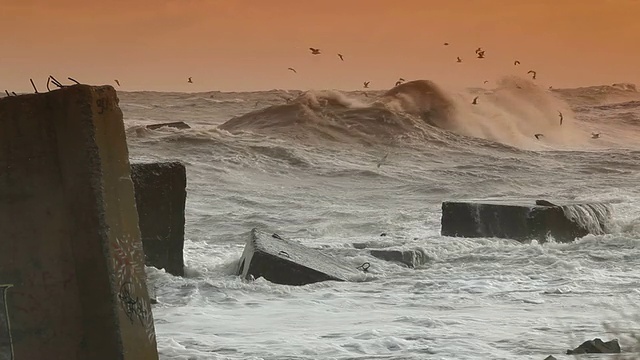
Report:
1,0,639,92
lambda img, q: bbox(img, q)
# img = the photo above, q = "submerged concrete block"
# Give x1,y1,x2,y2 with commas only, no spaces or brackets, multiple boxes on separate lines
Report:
131,162,186,277
237,229,361,285
369,249,429,268
0,85,158,359
441,199,612,243
146,121,190,130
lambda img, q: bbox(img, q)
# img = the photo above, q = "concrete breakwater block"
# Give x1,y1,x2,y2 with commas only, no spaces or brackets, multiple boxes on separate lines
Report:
237,229,362,285
441,199,612,243
0,85,158,359
145,121,190,130
369,248,429,268
131,162,186,277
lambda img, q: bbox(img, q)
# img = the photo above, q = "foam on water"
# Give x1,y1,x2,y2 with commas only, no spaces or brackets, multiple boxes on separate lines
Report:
122,80,640,359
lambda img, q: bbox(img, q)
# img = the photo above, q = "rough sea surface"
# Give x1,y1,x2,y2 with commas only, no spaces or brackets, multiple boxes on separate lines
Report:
121,78,640,359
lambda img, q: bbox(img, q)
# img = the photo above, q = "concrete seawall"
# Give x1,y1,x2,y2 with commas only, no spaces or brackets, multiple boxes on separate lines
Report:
131,162,186,277
0,85,158,359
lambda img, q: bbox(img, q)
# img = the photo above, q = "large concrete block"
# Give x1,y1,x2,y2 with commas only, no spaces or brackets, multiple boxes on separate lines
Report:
0,85,158,359
441,200,612,243
130,162,186,277
237,229,361,285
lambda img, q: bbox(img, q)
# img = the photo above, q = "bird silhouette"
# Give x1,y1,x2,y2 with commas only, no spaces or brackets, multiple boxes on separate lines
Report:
534,133,544,140
477,51,485,59
309,48,321,55
114,79,120,87
338,53,344,61
377,153,389,168
528,70,537,80
444,42,450,46
363,81,370,88
558,111,563,125
457,57,462,63
514,60,521,65
288,67,297,73
472,96,479,105
188,77,193,83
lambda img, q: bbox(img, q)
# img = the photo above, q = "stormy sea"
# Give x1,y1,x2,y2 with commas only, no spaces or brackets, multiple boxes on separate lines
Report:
121,77,640,359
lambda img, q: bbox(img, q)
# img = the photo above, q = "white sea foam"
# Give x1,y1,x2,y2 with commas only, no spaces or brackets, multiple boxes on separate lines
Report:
121,82,640,359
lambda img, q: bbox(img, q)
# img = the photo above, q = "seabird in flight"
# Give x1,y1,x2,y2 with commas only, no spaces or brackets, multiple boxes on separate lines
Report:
363,81,370,88
114,79,120,87
288,67,297,73
558,111,563,125
188,77,193,83
514,60,521,65
309,48,321,55
528,70,537,80
377,153,389,168
534,133,544,140
338,53,344,61
472,96,479,105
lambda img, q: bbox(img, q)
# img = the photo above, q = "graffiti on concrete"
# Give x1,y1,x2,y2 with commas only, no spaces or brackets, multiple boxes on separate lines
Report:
117,282,147,326
111,236,156,343
0,284,14,360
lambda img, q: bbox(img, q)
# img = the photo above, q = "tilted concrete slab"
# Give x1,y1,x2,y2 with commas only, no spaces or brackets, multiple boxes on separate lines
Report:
237,229,361,285
0,85,158,359
131,162,186,277
441,199,612,243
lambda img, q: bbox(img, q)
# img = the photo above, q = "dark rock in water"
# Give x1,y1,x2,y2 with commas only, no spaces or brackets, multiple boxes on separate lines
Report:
380,232,387,237
369,248,429,268
237,229,362,285
568,338,621,354
543,356,557,360
441,200,612,243
566,338,621,355
146,121,191,130
535,199,557,207
131,162,187,276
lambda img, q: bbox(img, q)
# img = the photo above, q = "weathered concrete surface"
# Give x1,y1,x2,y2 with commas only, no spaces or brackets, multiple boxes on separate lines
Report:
566,338,621,355
440,199,612,243
0,85,158,359
237,229,361,285
369,249,429,268
146,121,190,130
131,162,186,277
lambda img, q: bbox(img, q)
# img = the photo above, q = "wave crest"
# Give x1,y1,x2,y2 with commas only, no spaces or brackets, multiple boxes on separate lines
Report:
216,78,636,149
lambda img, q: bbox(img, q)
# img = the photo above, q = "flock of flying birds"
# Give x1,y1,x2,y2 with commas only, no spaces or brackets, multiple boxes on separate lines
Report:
111,43,600,141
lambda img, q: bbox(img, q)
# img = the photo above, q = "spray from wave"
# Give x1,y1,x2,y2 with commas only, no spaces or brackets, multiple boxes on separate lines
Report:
219,77,637,150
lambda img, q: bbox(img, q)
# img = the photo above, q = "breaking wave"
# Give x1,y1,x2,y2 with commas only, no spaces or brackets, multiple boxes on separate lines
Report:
218,78,638,150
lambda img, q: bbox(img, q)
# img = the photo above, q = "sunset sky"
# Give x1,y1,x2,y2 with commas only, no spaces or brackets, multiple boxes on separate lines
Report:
1,0,639,92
